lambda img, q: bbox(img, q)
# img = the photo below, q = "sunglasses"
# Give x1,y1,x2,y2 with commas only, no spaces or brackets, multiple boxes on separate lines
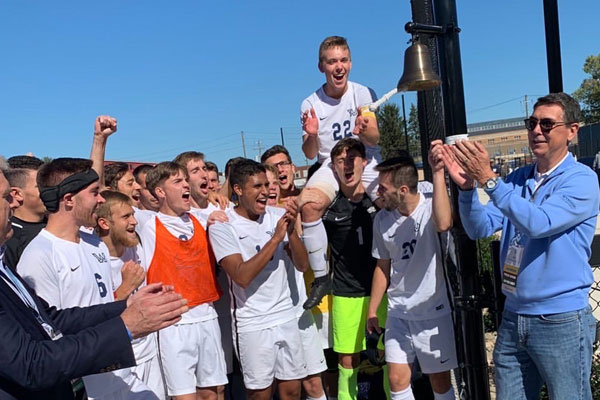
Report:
524,117,572,132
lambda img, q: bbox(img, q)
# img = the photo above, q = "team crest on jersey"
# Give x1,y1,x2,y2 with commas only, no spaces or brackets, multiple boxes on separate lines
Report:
91,252,108,263
414,222,421,233
266,230,274,237
347,108,358,117
367,206,376,214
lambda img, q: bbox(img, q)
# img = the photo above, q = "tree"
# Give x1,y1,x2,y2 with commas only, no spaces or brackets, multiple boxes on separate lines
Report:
376,103,406,160
573,53,600,124
407,103,421,161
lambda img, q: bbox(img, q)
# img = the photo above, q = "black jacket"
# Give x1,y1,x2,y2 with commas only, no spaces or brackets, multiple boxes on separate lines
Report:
0,271,135,400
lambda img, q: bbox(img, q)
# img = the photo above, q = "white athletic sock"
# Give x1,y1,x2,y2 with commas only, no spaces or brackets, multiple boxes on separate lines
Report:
302,219,328,278
306,394,327,400
390,387,415,400
433,387,455,400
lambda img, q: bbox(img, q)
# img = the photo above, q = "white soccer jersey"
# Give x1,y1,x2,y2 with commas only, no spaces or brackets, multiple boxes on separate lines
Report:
208,206,296,333
109,246,157,364
301,81,377,163
18,229,113,308
190,201,235,230
287,259,308,318
132,206,155,234
372,195,451,321
16,229,131,398
139,212,218,324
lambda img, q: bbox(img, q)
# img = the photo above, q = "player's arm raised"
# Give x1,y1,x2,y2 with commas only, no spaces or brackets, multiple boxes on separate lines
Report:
301,108,319,160
90,115,117,187
353,107,379,147
429,140,452,232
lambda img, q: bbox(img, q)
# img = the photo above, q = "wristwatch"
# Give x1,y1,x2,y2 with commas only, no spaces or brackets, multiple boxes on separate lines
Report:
484,177,499,191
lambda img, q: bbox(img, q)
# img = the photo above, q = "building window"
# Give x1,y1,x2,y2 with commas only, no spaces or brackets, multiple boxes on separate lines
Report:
488,138,495,144
501,136,508,141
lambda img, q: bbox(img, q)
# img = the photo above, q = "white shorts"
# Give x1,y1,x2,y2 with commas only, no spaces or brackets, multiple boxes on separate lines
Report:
215,268,234,374
305,146,381,202
312,307,333,349
107,355,166,400
159,318,228,396
298,310,327,375
384,313,458,374
236,318,307,390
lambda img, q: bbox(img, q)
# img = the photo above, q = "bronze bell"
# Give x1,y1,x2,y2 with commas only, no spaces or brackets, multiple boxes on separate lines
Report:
397,41,441,92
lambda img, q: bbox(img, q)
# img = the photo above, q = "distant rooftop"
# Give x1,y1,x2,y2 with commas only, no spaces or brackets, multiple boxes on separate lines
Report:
467,117,525,136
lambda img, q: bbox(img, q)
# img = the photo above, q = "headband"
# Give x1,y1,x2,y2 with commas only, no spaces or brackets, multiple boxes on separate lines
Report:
39,169,99,212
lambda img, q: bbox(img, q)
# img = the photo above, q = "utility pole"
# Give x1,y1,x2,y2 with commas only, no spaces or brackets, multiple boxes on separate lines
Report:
524,94,529,117
543,0,563,93
280,127,285,146
255,140,263,161
432,0,490,395
401,94,410,152
241,131,247,158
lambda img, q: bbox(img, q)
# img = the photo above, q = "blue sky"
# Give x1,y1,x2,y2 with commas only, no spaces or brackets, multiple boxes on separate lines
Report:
1,0,598,171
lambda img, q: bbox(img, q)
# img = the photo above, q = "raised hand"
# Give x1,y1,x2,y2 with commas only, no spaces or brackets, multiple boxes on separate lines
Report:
352,106,370,135
452,140,496,186
301,108,319,136
94,115,117,139
441,144,474,190
428,139,445,173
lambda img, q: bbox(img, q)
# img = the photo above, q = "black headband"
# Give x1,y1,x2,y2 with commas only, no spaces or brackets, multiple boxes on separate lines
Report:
39,169,99,212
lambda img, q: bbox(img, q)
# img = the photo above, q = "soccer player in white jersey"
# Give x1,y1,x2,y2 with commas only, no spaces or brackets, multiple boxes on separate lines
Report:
261,145,301,204
16,157,140,399
205,161,221,193
173,151,230,223
263,161,327,400
133,164,160,212
173,151,235,399
105,162,155,231
140,161,227,400
96,190,166,399
299,35,381,309
367,141,457,400
209,160,309,400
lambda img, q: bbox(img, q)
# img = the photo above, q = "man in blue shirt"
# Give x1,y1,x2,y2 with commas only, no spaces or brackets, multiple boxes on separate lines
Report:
443,92,599,400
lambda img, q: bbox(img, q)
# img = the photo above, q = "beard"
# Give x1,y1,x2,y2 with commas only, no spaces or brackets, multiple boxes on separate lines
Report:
110,227,139,248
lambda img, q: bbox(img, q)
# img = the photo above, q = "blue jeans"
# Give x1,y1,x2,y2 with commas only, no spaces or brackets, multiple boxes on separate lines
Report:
493,307,596,400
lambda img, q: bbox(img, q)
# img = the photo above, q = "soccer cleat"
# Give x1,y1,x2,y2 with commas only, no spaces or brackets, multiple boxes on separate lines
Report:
303,276,331,309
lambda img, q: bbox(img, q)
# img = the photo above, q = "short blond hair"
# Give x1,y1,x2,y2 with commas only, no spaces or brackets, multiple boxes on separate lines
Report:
319,36,350,64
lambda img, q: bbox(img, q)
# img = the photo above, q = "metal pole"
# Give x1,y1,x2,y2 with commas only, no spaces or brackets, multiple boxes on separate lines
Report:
433,0,491,398
241,131,247,158
401,94,410,152
280,127,285,146
543,0,563,93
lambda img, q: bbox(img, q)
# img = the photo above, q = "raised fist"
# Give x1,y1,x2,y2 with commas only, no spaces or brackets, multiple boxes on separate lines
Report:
94,115,118,138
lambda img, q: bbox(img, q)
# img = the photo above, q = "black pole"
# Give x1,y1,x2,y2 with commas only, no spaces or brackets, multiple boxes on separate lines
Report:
433,0,491,398
280,127,285,146
543,0,563,93
401,94,410,152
